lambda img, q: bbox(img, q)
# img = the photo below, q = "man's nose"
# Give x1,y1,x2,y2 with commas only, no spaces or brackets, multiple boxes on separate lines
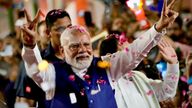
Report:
78,44,87,52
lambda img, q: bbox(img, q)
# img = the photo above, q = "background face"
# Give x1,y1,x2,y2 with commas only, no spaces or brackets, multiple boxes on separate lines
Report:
167,23,181,37
50,17,72,47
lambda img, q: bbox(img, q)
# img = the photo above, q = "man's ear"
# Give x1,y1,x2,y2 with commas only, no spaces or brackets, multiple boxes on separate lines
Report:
59,46,65,58
46,29,51,38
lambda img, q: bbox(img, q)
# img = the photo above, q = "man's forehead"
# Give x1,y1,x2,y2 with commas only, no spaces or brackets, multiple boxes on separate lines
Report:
53,18,71,27
52,23,70,28
68,34,91,42
61,25,91,45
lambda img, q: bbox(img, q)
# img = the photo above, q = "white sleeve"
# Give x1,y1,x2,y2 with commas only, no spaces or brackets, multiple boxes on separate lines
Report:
22,44,55,100
22,44,42,66
103,25,164,80
149,63,180,101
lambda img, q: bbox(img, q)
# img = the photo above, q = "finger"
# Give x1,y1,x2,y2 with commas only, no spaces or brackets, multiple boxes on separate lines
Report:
159,50,167,59
158,39,166,48
39,9,45,18
161,39,169,47
165,39,172,47
158,41,164,51
164,36,176,48
161,39,168,47
21,25,35,37
168,0,176,9
24,9,32,23
29,9,44,30
33,9,44,24
163,36,172,43
162,37,171,47
161,0,167,16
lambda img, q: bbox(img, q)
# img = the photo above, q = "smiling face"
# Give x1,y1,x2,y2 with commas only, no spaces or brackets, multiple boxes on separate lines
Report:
61,26,93,70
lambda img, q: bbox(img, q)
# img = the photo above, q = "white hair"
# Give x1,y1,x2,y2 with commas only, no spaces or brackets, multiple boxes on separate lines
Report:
60,25,90,46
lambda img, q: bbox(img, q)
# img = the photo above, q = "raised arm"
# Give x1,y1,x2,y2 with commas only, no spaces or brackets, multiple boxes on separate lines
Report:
20,10,55,99
20,9,46,78
21,9,44,48
21,9,44,65
150,37,179,101
103,0,179,80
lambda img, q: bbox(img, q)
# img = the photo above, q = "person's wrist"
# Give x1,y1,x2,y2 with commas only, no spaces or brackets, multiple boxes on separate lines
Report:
169,60,178,64
23,43,36,49
154,23,162,32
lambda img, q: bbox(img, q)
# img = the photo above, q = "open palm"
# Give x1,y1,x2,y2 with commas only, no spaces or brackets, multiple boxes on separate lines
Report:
158,37,178,64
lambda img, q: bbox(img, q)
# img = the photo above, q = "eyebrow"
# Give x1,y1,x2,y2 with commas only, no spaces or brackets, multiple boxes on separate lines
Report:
69,41,90,45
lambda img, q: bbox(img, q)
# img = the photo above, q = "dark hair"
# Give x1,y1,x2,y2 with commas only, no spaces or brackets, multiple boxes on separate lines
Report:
18,10,25,18
175,16,183,28
99,36,118,56
84,11,93,27
45,9,71,30
135,59,161,80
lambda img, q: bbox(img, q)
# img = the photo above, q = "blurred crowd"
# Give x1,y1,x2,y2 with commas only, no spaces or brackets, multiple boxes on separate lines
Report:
0,0,192,108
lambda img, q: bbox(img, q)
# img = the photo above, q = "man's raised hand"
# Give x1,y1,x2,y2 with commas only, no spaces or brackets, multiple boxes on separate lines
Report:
21,9,44,48
155,0,179,32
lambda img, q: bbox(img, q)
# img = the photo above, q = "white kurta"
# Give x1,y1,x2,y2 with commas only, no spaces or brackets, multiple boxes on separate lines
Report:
113,64,179,108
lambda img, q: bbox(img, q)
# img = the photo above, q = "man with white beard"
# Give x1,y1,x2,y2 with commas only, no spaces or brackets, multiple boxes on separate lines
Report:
20,0,179,107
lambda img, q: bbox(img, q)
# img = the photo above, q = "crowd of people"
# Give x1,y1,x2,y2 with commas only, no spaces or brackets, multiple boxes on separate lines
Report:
0,0,192,108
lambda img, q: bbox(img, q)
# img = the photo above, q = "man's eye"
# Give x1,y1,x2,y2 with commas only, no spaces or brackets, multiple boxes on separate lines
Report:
70,44,79,49
56,27,66,32
73,45,79,48
83,43,90,47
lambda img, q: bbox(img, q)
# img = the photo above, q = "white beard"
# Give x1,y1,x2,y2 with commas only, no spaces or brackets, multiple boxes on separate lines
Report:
65,52,93,70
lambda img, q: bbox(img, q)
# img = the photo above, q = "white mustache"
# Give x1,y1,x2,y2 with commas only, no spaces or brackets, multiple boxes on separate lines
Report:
76,53,90,58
